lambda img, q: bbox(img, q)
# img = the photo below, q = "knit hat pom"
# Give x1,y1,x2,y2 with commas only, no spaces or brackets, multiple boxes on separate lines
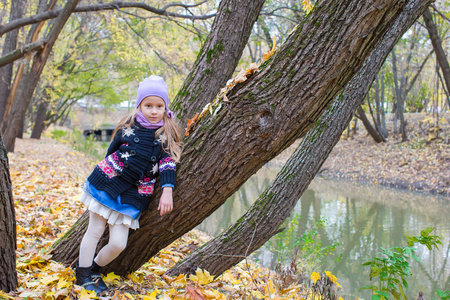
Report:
136,75,173,118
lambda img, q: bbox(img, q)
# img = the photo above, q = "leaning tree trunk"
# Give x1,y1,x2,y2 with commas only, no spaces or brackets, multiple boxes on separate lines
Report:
171,0,266,121
52,0,410,275
2,0,80,152
166,0,432,276
356,105,385,143
0,131,17,292
423,8,450,98
0,0,27,124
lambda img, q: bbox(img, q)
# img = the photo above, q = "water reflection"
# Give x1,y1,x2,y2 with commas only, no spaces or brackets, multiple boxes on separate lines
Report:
197,163,450,298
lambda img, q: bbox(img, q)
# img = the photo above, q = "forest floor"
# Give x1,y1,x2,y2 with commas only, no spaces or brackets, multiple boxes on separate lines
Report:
317,112,450,197
3,112,448,299
3,138,341,299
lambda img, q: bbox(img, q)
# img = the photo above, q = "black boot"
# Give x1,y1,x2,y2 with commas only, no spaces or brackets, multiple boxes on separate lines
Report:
75,264,105,295
91,261,108,292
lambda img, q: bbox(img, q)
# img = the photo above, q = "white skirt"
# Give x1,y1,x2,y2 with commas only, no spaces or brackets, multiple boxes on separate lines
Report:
80,191,140,230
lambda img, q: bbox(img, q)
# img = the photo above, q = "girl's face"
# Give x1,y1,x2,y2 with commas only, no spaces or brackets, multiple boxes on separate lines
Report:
140,96,166,124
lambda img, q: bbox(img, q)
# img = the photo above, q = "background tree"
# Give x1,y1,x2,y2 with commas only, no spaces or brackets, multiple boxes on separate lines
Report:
0,0,27,124
0,0,81,289
0,132,17,292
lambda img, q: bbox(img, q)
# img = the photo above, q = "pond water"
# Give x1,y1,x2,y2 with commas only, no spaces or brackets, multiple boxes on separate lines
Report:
197,161,450,299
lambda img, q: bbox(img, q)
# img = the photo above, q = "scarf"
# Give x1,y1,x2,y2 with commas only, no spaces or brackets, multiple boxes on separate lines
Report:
136,111,164,129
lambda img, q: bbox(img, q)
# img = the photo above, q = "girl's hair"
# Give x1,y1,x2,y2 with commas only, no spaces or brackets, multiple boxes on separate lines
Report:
156,113,183,163
111,108,183,163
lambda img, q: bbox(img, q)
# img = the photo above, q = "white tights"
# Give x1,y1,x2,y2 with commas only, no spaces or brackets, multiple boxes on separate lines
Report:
79,211,129,267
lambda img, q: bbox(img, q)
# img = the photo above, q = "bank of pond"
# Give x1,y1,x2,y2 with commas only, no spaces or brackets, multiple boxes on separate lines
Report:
197,162,450,299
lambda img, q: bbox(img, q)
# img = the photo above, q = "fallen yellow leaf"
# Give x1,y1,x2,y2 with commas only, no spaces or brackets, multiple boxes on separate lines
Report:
79,288,98,300
39,274,59,285
103,272,121,283
189,268,215,285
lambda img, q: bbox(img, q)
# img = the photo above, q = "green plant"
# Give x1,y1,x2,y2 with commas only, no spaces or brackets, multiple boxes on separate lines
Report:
50,129,68,139
295,218,340,261
409,139,426,149
69,130,108,161
434,290,450,300
272,217,340,272
361,227,442,300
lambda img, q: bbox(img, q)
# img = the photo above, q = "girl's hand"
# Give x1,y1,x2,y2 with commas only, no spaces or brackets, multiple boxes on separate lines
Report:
158,187,173,216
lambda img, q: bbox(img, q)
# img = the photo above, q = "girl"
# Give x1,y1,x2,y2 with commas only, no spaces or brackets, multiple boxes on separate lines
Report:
75,76,183,294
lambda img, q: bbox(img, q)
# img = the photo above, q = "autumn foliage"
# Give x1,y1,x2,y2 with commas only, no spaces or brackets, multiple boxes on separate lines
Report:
3,137,342,299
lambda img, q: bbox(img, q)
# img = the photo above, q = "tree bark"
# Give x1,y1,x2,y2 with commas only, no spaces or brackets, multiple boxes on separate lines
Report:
356,105,385,143
0,0,27,124
423,8,450,98
51,0,412,275
0,131,17,292
166,0,432,276
2,0,80,152
171,0,266,121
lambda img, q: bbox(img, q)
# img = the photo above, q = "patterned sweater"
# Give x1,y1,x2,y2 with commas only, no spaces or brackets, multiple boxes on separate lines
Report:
87,122,176,212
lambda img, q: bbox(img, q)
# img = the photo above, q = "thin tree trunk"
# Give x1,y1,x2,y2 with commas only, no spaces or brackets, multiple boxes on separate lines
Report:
437,67,450,109
423,8,450,96
257,17,274,50
51,0,412,275
366,92,385,141
356,105,385,143
374,74,382,129
0,0,27,124
0,131,17,292
352,117,358,137
2,0,80,152
17,118,24,139
1,64,24,133
167,0,430,276
391,50,407,141
380,68,387,136
347,122,351,139
31,98,49,139
171,0,266,121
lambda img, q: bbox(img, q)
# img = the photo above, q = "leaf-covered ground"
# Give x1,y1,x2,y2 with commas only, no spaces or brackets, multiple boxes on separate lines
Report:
319,113,450,197
3,137,342,299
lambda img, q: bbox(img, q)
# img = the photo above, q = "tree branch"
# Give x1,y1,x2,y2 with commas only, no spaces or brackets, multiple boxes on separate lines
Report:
431,4,450,24
261,6,304,17
0,39,46,68
162,0,208,11
0,1,215,37
405,49,433,96
121,16,181,73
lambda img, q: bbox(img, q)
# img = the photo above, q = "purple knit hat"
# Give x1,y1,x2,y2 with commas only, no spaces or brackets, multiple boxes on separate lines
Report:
136,75,173,118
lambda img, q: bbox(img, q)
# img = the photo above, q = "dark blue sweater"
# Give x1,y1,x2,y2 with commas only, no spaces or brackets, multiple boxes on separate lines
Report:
87,122,176,212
